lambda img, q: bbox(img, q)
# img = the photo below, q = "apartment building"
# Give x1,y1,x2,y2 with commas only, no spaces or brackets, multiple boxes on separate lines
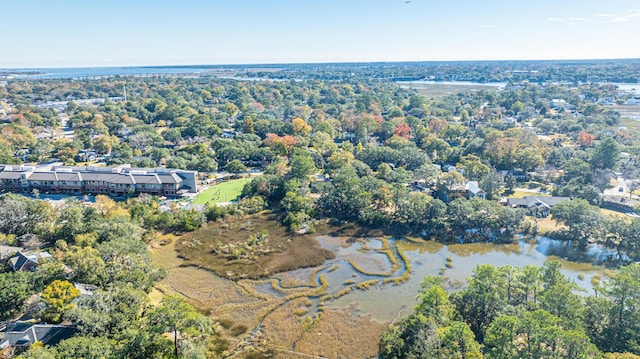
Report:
0,164,198,197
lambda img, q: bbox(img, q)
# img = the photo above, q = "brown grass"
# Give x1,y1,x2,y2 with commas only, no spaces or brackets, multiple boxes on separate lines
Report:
293,307,386,359
150,219,409,358
176,212,335,280
600,208,631,220
259,298,310,351
533,216,567,234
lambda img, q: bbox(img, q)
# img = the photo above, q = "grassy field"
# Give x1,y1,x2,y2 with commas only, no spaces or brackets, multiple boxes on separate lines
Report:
533,216,566,234
192,177,252,205
600,208,632,220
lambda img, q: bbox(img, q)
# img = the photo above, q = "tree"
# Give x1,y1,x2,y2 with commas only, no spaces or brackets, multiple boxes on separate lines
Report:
63,245,107,285
68,285,148,336
561,157,593,185
225,159,248,174
393,123,411,139
453,264,506,342
592,137,620,170
292,117,311,136
436,171,466,200
457,155,490,181
288,153,316,180
552,199,604,244
93,134,119,154
515,147,545,172
147,295,212,358
40,280,81,323
601,264,640,353
0,272,33,318
480,170,503,200
578,130,596,147
51,336,115,358
485,315,519,358
435,321,483,358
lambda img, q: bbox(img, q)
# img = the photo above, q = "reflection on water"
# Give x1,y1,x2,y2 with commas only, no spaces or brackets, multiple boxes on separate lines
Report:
325,236,615,322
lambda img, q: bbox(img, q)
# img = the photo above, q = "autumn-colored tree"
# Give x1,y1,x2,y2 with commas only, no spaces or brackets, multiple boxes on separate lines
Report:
93,135,119,155
292,117,312,135
577,130,596,147
40,280,80,323
394,123,411,139
264,133,296,156
94,195,130,218
242,117,255,134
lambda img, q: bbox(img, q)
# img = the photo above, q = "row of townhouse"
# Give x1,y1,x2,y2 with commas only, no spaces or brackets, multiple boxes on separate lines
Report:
0,164,198,197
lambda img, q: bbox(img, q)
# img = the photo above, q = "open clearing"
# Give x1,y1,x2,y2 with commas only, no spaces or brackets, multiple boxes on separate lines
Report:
192,177,252,205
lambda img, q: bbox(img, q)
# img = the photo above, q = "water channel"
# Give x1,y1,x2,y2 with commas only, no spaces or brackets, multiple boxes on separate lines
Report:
279,236,619,323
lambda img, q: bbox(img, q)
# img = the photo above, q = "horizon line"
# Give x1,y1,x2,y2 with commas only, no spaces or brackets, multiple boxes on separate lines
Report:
2,57,640,70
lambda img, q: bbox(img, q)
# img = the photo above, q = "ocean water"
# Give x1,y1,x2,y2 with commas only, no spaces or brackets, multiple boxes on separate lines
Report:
1,65,226,79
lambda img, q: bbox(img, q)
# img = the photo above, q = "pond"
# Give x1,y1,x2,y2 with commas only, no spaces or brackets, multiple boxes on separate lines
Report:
313,236,616,323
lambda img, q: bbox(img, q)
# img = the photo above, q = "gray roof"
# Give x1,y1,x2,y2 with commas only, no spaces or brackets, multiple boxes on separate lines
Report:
465,181,484,194
1,165,195,189
0,172,23,179
80,172,109,181
56,172,82,181
28,172,58,181
109,175,135,184
132,174,161,184
0,322,77,348
157,173,183,184
507,196,570,208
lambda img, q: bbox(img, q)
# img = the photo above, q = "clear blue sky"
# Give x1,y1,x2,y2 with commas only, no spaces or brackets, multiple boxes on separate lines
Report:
3,0,640,68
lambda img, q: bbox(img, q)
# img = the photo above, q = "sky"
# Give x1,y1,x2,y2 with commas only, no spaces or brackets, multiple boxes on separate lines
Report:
2,0,640,68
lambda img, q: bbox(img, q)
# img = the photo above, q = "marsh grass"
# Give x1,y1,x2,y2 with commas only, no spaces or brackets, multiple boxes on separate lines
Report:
176,212,335,280
293,308,386,359
356,280,379,290
335,286,353,298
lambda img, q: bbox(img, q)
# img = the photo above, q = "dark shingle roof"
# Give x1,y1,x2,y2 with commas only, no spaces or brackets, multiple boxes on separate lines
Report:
0,323,77,348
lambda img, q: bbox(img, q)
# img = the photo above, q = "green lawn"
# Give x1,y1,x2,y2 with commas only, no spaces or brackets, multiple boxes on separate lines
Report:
192,177,253,205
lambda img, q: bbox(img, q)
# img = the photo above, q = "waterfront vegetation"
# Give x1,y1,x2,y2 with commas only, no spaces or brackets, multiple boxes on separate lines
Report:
1,61,640,357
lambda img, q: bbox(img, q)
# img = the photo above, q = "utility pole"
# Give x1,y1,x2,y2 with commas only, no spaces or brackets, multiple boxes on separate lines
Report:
123,84,127,101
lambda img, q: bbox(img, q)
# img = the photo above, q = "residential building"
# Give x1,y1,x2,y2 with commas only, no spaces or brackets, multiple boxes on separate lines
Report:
0,322,77,354
7,251,52,272
602,195,639,212
506,196,570,217
0,164,198,197
549,99,567,109
465,181,486,199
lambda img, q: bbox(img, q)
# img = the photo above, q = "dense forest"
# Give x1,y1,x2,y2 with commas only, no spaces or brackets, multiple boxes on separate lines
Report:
381,261,640,359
